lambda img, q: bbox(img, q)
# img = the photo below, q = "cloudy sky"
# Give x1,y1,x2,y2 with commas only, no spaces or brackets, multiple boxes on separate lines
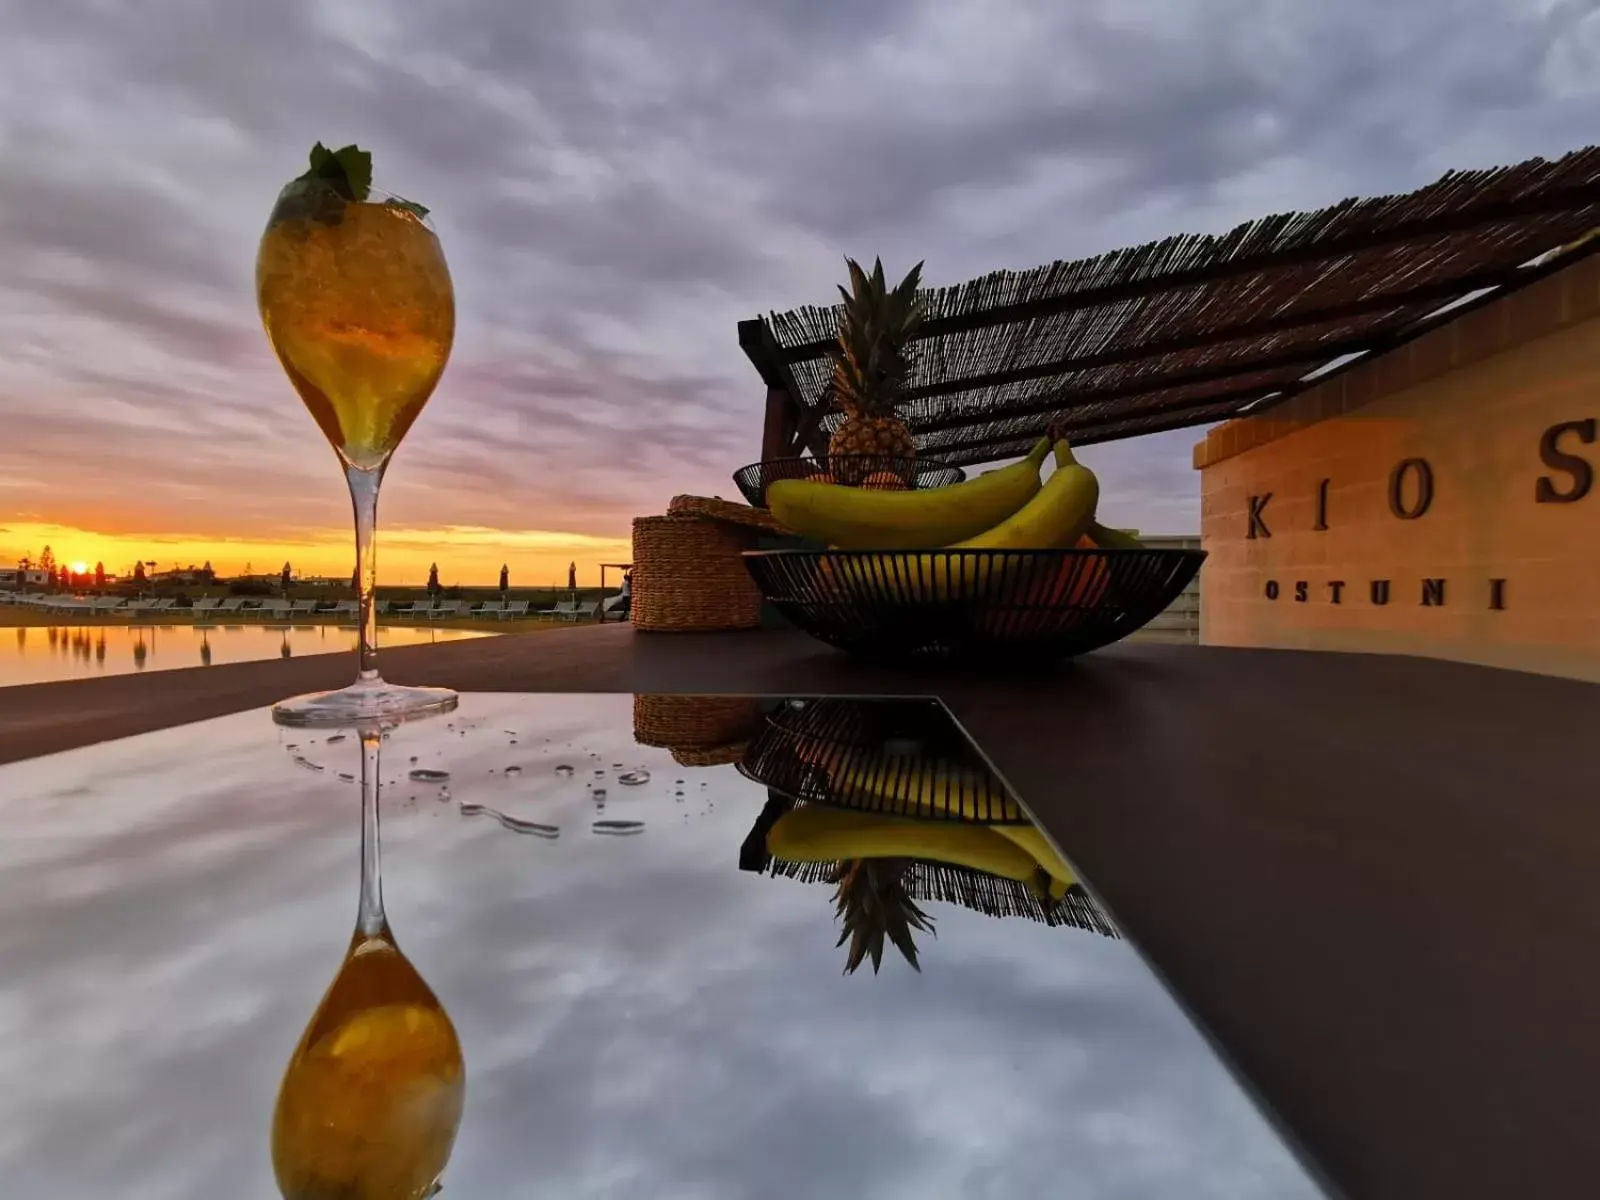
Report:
1,0,1596,582
0,695,1327,1197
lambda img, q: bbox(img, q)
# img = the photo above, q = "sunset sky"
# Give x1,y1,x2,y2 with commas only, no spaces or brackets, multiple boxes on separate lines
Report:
2,1,1596,583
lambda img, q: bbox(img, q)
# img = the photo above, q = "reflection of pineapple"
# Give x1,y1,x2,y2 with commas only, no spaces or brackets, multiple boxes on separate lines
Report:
827,257,925,486
830,858,936,974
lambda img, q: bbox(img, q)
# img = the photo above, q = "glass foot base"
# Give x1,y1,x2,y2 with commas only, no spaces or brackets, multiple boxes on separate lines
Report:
272,677,459,729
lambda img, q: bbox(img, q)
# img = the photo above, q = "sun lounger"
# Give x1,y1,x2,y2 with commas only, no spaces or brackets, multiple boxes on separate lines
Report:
190,598,223,617
430,600,464,620
547,599,578,619
91,597,128,614
499,600,530,620
258,600,292,619
215,598,250,615
289,599,320,616
553,599,602,622
475,600,506,618
328,600,358,618
396,600,433,619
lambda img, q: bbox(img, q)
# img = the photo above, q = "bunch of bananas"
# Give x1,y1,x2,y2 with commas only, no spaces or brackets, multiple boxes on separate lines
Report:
766,435,1143,603
766,804,1080,904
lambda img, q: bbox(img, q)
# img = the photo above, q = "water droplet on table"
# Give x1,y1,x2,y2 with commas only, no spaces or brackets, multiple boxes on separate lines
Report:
617,769,650,786
504,765,523,777
293,756,324,773
459,802,558,838
593,819,644,835
591,787,607,803
409,768,450,783
554,764,575,778
409,756,419,764
338,772,355,782
325,734,346,744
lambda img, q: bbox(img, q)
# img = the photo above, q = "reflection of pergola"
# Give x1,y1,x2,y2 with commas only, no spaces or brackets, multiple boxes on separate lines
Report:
741,146,1600,465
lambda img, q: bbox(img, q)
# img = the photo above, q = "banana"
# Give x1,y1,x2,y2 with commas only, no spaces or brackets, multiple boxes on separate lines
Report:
766,806,1042,882
951,439,1099,552
767,437,1050,549
832,439,1100,601
1086,521,1144,550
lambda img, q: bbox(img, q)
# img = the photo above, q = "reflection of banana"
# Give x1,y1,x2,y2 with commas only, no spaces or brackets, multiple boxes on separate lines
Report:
768,438,1050,549
767,806,1041,881
827,757,1026,823
833,440,1100,600
991,825,1078,895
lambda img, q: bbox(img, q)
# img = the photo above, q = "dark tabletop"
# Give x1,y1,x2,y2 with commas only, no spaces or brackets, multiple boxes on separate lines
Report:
0,693,1329,1199
3,624,1599,1198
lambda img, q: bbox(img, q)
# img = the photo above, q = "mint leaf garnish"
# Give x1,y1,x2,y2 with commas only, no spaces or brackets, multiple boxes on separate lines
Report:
295,142,372,202
386,197,431,221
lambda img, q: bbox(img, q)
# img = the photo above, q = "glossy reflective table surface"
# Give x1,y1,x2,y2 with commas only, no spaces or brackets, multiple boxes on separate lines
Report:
0,694,1329,1198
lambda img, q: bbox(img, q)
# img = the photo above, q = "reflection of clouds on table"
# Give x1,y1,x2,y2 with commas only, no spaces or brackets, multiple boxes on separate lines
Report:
0,696,1326,1199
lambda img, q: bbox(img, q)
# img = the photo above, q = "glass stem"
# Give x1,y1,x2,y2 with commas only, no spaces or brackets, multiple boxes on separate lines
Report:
357,725,388,938
347,464,383,682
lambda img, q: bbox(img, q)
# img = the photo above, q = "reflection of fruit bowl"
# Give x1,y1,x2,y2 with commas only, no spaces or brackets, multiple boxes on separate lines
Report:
743,547,1205,662
732,456,965,508
738,697,1029,823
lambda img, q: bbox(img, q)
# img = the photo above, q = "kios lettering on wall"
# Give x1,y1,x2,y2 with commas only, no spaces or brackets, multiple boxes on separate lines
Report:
1247,419,1594,611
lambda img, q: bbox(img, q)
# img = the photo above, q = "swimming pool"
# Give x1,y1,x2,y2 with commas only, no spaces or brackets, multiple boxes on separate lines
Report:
1,624,496,687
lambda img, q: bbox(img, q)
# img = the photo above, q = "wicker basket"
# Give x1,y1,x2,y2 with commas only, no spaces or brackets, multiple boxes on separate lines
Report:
666,495,789,533
633,495,789,632
633,694,762,767
671,743,749,767
633,694,763,748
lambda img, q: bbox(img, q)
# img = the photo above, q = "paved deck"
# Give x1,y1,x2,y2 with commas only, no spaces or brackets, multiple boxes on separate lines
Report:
3,625,1598,1200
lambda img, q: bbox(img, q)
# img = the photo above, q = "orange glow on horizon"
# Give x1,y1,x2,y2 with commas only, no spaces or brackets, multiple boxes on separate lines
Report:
0,521,632,588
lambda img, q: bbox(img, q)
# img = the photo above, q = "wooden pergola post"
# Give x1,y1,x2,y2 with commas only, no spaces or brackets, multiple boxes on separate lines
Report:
742,317,825,461
761,386,798,461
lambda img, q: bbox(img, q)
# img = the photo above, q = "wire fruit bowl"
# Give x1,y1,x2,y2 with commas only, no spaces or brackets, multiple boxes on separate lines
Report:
732,456,965,508
742,547,1206,662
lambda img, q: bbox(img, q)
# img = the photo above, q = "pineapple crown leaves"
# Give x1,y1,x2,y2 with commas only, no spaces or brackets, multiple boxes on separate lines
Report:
831,859,937,975
829,257,927,417
291,142,430,220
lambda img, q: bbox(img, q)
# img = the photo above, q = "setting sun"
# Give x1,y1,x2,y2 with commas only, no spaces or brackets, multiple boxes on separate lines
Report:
69,561,89,576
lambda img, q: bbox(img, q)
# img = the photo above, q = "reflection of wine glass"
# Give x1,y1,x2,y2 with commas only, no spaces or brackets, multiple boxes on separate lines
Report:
257,171,457,727
272,725,465,1199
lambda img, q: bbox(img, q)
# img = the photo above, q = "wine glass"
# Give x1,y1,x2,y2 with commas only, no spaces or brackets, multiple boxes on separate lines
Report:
272,724,465,1199
257,173,457,726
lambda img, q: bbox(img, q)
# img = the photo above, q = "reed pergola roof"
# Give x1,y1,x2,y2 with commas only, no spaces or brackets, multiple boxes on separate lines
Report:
740,146,1600,467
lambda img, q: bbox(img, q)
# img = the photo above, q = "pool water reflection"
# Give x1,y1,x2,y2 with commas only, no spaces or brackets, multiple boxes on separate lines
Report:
1,623,495,687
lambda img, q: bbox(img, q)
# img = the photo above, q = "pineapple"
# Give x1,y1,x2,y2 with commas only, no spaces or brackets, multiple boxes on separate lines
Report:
827,257,925,485
829,858,937,975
